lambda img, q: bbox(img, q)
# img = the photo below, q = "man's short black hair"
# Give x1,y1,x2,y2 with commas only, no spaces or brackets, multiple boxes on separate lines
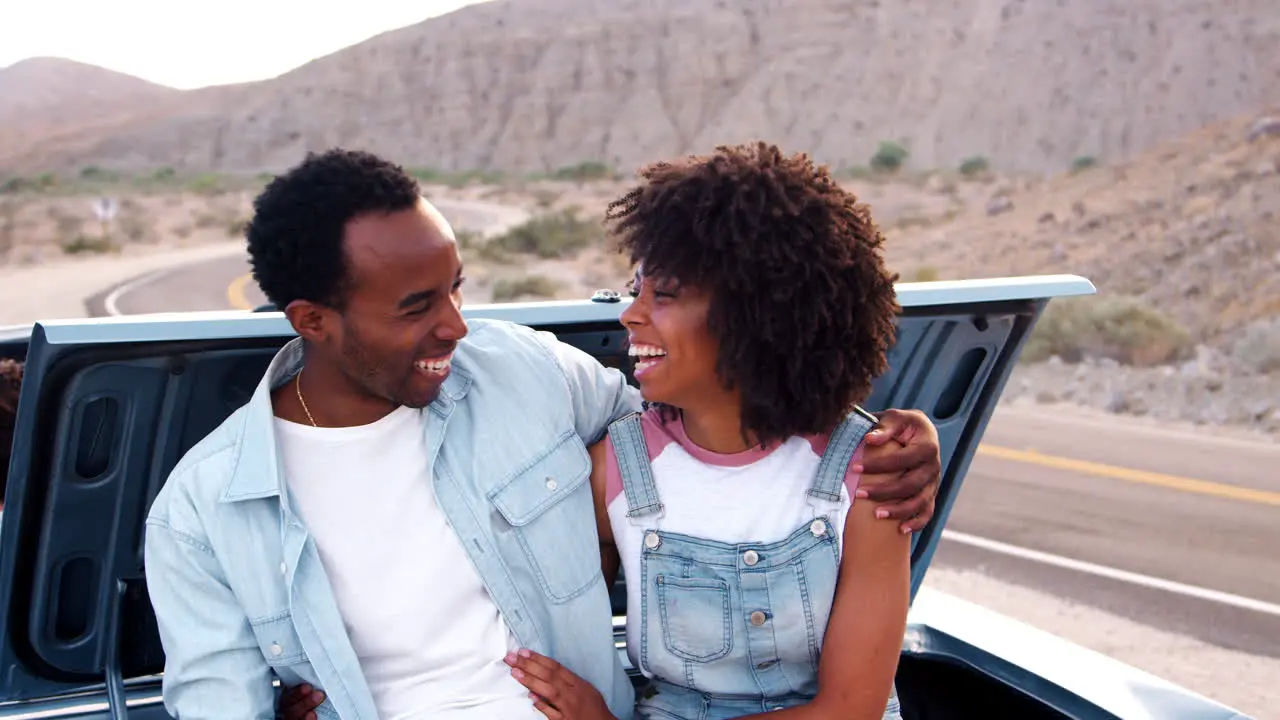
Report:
246,148,423,310
606,142,900,446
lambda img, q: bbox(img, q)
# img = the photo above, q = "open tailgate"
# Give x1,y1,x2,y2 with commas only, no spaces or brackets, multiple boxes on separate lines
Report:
0,275,1095,710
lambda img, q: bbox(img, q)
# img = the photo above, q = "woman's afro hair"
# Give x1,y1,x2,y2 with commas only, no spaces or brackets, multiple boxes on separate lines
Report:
605,141,900,445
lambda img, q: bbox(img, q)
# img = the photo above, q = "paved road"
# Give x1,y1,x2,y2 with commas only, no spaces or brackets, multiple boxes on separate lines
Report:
85,198,528,316
942,408,1280,658
89,221,1280,664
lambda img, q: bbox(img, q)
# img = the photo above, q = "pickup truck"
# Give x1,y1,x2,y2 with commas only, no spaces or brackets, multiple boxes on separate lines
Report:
0,273,1254,719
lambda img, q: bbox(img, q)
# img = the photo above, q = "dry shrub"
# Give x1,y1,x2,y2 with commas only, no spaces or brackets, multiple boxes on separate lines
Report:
1233,317,1280,375
491,274,563,302
1023,295,1193,366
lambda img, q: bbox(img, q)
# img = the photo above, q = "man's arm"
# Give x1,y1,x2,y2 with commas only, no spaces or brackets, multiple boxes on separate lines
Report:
855,408,943,533
538,331,642,446
145,517,277,719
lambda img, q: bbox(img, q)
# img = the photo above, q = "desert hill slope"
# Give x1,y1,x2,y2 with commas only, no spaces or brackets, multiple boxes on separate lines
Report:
890,110,1280,346
2,0,1278,175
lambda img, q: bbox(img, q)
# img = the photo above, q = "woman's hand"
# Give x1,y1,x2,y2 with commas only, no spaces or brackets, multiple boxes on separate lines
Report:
277,683,325,720
505,649,616,719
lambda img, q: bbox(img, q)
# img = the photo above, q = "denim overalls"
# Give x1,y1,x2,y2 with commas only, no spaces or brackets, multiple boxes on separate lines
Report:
608,408,903,720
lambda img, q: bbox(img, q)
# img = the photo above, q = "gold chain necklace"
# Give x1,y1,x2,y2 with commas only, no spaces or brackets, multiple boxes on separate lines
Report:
295,370,319,427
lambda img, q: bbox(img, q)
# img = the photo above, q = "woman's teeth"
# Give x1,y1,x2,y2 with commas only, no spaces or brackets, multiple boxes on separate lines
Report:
628,344,667,359
628,344,666,375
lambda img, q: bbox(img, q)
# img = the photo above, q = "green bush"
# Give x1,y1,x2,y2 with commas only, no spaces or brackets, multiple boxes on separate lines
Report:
1022,295,1193,366
1071,156,1097,172
551,162,614,183
491,275,562,302
870,142,909,172
958,156,990,176
409,167,504,188
488,209,600,258
62,235,119,255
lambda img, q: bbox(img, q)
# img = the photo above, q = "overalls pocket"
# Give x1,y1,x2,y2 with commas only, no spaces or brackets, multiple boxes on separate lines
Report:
656,575,732,662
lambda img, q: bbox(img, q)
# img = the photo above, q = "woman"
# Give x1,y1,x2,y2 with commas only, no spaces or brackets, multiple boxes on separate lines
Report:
506,142,909,720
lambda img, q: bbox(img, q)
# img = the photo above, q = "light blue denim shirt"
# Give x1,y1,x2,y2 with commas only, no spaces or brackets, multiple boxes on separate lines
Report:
144,318,640,719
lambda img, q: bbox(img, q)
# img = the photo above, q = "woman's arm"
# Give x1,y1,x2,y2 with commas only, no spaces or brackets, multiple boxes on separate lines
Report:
739,439,913,719
588,440,622,587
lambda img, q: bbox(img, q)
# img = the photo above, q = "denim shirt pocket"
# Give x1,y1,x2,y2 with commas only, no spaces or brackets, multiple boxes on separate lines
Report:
249,612,309,668
489,431,600,603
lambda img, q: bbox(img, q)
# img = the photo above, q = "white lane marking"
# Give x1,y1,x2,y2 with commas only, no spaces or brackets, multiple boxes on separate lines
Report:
941,529,1280,618
102,269,169,316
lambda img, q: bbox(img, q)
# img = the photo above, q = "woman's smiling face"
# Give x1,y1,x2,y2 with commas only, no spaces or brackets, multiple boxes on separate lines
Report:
620,269,725,410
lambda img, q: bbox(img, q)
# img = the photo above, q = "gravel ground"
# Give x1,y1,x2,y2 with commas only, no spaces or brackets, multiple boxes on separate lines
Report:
923,567,1277,719
1004,354,1280,443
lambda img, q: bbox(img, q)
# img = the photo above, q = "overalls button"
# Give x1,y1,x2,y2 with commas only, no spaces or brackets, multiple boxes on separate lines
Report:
810,519,827,537
644,532,661,549
749,611,767,626
743,549,759,566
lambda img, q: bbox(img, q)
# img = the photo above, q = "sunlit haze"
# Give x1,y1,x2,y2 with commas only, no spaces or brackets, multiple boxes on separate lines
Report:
0,0,493,89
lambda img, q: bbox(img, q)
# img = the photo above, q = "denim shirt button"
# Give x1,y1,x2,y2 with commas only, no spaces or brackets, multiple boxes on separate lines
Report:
279,562,286,575
269,642,283,657
743,549,760,566
545,477,558,491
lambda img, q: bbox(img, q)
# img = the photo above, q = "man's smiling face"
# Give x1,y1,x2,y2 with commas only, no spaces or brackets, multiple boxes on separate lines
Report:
322,198,469,409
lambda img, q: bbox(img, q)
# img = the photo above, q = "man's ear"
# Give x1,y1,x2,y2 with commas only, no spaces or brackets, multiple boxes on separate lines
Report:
284,300,332,344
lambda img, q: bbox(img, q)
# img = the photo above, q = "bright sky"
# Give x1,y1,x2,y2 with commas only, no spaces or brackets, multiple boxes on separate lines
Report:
0,0,492,89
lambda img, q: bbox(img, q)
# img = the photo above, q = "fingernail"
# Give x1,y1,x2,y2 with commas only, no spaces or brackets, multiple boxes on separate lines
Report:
518,648,531,658
504,652,516,664
855,488,868,499
512,668,524,679
876,509,888,519
314,692,326,702
851,464,865,474
902,526,913,534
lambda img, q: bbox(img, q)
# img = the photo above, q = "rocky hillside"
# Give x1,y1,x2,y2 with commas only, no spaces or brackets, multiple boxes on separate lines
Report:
890,111,1280,346
2,0,1277,175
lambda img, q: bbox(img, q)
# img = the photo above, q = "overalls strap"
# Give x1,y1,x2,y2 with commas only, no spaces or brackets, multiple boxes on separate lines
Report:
808,405,879,503
606,412,664,519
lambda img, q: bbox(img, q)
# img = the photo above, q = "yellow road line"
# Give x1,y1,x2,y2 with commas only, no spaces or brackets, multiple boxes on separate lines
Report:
226,273,254,310
978,444,1280,507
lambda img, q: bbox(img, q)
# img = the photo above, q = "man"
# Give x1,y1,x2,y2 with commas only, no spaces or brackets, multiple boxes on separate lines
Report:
144,149,942,719
0,358,22,512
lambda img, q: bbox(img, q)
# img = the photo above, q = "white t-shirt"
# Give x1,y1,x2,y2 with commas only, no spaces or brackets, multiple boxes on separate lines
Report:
274,404,541,719
603,410,863,677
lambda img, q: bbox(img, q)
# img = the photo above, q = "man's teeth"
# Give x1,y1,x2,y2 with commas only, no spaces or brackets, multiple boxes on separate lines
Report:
628,344,667,358
415,356,452,372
